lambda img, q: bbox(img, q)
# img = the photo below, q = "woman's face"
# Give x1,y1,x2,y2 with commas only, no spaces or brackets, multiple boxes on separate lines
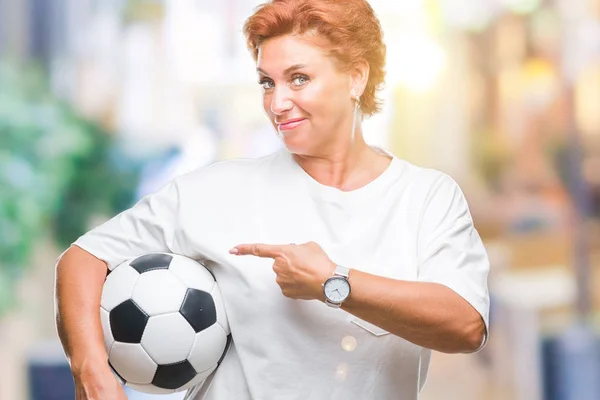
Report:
256,34,355,156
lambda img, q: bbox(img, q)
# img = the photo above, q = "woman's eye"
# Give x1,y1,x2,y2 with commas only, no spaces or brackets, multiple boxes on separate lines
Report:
292,75,308,86
259,79,274,89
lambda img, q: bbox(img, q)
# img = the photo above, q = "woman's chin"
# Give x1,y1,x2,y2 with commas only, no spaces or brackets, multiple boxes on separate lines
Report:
278,128,302,145
282,141,304,154
277,126,317,155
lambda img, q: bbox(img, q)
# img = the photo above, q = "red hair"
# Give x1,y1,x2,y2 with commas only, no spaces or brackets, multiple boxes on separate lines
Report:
243,0,386,117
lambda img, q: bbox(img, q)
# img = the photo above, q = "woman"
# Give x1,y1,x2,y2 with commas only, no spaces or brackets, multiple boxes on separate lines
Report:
55,1,489,399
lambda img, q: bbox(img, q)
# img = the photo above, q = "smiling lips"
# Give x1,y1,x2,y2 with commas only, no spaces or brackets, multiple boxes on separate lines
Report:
277,118,306,131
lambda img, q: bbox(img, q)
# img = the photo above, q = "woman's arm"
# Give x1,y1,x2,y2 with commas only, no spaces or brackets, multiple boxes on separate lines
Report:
55,246,108,370
340,269,485,354
55,245,127,399
231,240,488,354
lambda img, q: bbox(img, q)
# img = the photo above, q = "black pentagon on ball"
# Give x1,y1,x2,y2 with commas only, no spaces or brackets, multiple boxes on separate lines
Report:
130,253,173,274
152,360,197,389
110,299,149,343
180,288,217,333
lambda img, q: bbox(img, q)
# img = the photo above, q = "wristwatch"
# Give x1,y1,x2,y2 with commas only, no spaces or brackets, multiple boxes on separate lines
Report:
323,265,351,308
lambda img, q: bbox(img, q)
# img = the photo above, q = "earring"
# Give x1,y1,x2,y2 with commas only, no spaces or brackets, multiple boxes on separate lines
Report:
354,95,361,114
352,91,360,106
351,94,360,142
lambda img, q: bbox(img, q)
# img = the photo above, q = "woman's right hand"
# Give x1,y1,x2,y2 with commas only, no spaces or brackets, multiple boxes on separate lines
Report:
73,362,127,400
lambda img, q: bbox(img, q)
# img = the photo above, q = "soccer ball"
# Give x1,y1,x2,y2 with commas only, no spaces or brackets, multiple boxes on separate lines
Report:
100,253,231,394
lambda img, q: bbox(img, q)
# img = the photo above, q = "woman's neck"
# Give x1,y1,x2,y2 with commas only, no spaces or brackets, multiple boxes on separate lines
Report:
292,137,392,191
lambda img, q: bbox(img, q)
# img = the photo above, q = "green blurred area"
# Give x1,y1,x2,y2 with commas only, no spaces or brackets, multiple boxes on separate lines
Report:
0,61,139,315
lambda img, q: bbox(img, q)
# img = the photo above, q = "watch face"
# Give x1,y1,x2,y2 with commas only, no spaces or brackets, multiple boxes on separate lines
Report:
324,277,350,303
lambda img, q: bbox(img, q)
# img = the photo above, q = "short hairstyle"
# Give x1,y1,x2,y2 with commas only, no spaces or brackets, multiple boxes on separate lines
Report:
243,0,386,117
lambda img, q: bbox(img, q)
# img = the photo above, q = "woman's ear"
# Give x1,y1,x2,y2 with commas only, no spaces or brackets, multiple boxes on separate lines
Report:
350,60,370,98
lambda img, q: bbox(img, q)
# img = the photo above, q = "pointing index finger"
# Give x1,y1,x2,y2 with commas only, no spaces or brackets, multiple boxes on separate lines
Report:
230,243,286,258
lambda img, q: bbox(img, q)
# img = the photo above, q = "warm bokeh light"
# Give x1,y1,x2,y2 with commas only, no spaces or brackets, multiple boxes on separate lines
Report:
341,335,358,352
387,32,447,92
335,363,349,382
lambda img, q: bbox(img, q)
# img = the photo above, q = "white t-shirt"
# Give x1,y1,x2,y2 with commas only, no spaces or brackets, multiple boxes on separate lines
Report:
74,148,490,400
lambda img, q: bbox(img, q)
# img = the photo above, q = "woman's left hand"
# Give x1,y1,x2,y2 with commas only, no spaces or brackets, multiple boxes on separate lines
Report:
230,241,335,300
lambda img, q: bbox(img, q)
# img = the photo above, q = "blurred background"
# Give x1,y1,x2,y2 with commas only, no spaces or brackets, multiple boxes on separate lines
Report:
1,0,600,399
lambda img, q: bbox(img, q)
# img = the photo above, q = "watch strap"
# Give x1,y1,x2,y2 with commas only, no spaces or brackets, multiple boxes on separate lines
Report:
333,264,350,278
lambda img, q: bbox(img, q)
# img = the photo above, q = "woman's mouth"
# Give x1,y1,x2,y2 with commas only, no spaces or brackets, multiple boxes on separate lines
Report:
277,118,306,131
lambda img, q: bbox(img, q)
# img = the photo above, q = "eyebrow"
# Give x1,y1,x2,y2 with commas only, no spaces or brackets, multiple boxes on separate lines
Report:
256,64,307,76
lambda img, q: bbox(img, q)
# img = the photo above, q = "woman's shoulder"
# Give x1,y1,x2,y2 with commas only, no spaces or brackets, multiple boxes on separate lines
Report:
393,157,459,194
172,150,283,189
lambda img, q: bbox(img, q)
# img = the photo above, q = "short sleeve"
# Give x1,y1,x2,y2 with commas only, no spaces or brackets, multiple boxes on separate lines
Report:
72,180,180,271
416,173,490,350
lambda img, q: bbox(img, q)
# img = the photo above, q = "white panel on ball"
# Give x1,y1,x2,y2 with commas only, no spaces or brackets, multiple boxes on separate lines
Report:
100,308,114,351
141,313,196,365
101,265,140,311
109,342,158,384
211,284,230,335
188,324,228,374
168,257,216,293
132,270,187,316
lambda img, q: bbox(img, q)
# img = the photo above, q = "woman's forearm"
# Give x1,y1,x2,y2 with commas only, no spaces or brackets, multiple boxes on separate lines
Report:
340,269,485,353
54,245,110,374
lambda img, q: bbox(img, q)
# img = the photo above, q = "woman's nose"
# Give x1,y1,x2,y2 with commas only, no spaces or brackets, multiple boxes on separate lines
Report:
270,87,293,115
